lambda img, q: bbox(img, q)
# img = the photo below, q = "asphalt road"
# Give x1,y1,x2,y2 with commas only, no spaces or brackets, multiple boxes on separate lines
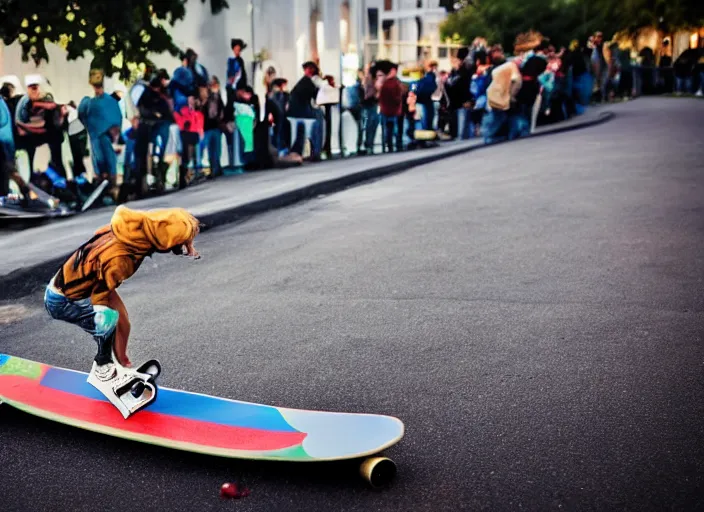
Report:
1,97,703,511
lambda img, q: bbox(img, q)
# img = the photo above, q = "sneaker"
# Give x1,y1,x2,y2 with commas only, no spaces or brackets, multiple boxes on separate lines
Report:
696,90,703,97
93,362,117,382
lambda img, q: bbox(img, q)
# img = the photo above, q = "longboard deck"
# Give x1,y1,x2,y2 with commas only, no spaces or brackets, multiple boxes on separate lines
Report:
0,354,404,461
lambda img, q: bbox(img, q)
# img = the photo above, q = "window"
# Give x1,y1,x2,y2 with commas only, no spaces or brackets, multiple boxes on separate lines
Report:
385,0,393,10
367,8,378,40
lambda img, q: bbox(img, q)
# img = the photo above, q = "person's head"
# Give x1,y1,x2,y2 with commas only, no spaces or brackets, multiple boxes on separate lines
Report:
231,38,246,56
25,75,42,100
182,48,198,67
426,60,438,73
187,95,196,109
569,39,580,52
271,78,288,92
439,70,448,82
89,67,106,93
264,66,277,86
388,64,399,78
209,75,220,93
198,85,209,102
536,39,551,55
489,45,505,65
237,86,253,102
302,61,319,77
0,82,14,100
452,47,469,69
150,69,170,90
594,32,603,45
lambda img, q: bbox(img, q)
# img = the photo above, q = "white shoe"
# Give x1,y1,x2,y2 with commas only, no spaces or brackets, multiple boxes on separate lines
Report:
87,361,157,419
93,362,117,382
696,90,703,97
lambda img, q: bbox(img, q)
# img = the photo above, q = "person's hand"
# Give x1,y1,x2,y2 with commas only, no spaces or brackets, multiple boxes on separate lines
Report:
131,117,139,130
116,352,132,367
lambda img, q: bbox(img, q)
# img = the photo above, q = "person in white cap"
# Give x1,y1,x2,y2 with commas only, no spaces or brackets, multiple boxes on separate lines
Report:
14,74,68,177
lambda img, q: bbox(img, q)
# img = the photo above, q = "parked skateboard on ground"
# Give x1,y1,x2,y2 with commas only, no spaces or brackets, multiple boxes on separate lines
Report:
0,354,404,487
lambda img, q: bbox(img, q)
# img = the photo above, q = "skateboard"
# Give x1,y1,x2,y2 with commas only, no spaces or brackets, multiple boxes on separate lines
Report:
80,179,110,212
0,354,404,487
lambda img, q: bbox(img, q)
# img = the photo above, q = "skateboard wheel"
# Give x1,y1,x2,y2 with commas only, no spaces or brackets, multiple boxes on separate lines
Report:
359,457,396,488
130,381,146,398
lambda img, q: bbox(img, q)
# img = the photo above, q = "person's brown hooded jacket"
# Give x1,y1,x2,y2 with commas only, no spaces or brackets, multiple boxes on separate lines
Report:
53,206,199,306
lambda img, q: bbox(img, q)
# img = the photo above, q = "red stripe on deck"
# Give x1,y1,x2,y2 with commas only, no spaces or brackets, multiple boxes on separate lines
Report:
0,375,306,452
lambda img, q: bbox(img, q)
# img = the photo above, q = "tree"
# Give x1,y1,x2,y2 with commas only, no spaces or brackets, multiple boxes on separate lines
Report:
0,0,228,80
597,0,704,36
441,0,615,52
441,0,704,52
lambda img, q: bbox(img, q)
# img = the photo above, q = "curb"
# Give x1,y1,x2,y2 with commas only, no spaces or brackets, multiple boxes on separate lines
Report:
0,110,614,301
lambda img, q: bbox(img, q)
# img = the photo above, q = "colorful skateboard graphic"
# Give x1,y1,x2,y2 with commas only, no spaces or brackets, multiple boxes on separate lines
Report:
0,354,403,486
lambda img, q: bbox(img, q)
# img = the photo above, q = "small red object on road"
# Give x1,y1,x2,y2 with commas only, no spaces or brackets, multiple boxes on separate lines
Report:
220,482,238,498
220,482,251,499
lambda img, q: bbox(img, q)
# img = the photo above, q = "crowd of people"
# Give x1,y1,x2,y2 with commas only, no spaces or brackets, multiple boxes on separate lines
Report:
1,30,701,214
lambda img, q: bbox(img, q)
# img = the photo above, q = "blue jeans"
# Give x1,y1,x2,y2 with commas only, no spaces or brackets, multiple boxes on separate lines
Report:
201,129,222,175
380,115,404,152
482,110,508,144
455,108,473,140
482,109,523,144
361,105,379,151
573,73,593,115
289,115,323,159
418,101,435,130
44,283,118,365
89,132,117,177
675,77,692,94
150,121,171,162
513,103,532,139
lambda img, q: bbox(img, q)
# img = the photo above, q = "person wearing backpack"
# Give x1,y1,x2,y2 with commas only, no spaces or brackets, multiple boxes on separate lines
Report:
482,57,522,144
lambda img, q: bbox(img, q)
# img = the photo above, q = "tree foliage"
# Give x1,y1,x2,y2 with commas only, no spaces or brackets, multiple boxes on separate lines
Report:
0,0,228,80
441,0,704,52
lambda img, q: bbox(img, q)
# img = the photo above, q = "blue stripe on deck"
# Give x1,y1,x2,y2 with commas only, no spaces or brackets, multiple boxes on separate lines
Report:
40,367,299,433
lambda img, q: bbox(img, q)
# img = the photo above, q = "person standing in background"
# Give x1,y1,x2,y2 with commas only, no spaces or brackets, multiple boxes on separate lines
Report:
226,39,248,109
200,76,225,178
378,63,404,153
78,66,123,190
360,62,380,155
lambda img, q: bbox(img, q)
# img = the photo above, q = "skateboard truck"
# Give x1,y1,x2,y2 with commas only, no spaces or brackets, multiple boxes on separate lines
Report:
87,358,161,419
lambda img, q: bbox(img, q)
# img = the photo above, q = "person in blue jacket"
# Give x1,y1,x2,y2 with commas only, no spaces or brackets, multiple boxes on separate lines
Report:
0,96,30,206
170,49,198,112
78,67,122,183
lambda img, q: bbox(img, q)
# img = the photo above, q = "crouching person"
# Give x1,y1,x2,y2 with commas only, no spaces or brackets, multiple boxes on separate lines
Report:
44,205,201,417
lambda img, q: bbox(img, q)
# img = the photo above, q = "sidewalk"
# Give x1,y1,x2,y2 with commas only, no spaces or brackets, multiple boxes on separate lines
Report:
0,106,614,298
